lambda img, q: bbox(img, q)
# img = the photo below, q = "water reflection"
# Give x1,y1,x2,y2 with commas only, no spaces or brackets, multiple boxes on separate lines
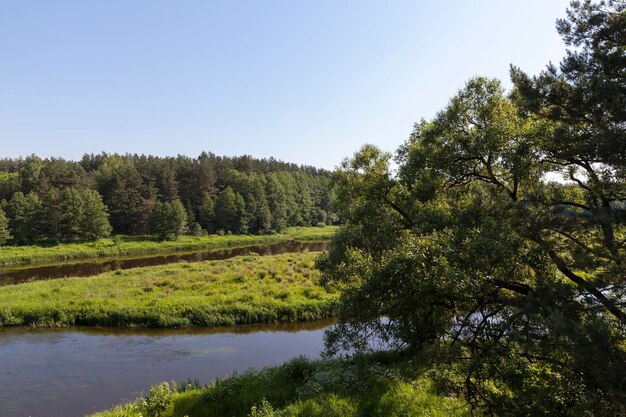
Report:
0,319,334,417
0,240,329,285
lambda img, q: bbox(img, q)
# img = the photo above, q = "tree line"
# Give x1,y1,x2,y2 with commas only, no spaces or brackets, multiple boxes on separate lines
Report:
0,152,335,245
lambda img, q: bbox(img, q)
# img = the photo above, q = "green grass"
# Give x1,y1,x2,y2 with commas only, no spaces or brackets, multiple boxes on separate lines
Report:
0,252,338,327
91,353,469,417
0,226,338,267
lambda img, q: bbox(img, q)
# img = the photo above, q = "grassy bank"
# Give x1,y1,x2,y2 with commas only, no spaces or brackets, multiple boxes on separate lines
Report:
0,252,337,327
92,353,469,417
0,226,337,267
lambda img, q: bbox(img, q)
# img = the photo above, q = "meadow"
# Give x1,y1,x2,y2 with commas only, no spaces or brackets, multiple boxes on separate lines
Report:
92,352,469,417
0,251,337,327
0,226,337,267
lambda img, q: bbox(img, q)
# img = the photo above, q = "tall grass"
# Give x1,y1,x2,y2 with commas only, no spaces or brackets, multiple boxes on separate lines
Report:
0,252,337,327
92,353,470,417
0,226,337,267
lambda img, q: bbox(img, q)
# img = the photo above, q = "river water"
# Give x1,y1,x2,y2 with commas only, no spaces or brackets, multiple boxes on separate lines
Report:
0,240,333,416
0,319,333,417
0,240,329,285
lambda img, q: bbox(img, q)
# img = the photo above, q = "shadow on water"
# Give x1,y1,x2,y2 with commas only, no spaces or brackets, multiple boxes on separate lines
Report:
0,319,335,417
0,240,329,285
0,317,336,339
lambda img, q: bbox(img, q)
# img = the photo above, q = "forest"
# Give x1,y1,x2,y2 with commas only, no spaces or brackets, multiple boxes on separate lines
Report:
0,152,336,244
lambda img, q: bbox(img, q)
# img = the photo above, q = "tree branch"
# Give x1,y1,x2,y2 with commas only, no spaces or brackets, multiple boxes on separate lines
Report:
493,279,533,295
551,201,591,211
383,188,415,229
533,236,626,324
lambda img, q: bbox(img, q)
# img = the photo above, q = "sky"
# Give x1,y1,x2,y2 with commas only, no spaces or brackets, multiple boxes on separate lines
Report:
0,0,572,169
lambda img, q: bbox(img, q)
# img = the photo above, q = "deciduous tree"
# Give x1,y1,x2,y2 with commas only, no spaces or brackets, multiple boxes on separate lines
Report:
5,191,42,244
0,208,11,245
319,2,626,412
148,200,187,241
79,189,112,241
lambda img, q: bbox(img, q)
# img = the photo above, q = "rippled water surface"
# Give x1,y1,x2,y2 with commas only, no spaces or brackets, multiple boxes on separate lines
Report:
0,320,333,417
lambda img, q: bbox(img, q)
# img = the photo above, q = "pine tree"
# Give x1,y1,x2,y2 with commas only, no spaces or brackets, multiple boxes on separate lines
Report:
98,161,155,235
510,0,626,168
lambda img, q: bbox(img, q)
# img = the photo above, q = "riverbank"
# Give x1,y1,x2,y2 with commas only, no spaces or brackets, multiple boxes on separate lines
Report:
0,252,337,327
92,352,469,417
0,226,337,268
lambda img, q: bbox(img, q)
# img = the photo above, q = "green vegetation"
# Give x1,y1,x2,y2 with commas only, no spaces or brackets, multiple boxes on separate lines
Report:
91,353,469,417
0,152,337,244
3,191,43,244
3,188,112,244
0,207,9,245
149,200,188,241
317,2,626,416
5,2,624,416
214,186,248,234
0,226,336,267
0,252,337,327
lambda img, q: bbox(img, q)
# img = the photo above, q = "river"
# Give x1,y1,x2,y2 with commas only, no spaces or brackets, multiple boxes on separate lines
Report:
0,240,329,285
0,240,333,416
0,319,333,417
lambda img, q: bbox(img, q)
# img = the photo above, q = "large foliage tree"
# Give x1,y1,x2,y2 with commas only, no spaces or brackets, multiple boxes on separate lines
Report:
148,200,187,241
214,187,247,234
45,188,111,243
5,191,42,245
319,3,626,416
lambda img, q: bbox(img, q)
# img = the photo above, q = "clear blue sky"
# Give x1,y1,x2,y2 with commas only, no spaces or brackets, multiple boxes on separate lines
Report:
1,0,571,169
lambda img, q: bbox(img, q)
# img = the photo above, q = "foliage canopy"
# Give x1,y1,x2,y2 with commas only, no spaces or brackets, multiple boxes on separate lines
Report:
319,2,626,415
0,152,335,245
